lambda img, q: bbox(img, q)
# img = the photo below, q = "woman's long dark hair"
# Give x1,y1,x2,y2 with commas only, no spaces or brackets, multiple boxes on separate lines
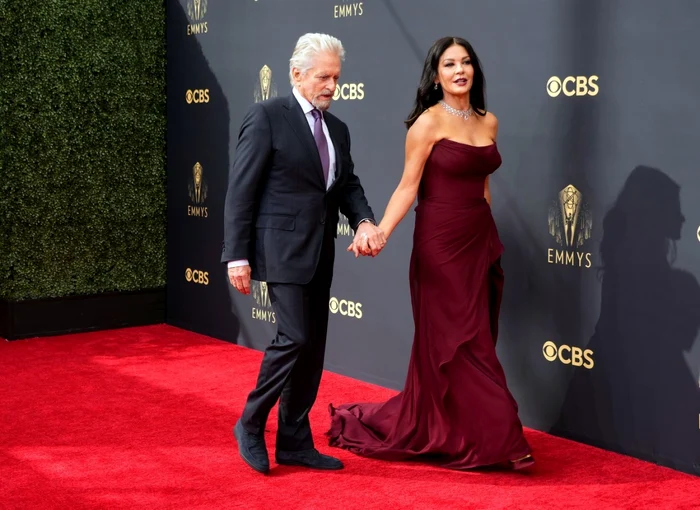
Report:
405,37,486,129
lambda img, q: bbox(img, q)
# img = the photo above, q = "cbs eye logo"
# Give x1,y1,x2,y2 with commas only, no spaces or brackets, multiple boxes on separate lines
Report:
185,268,209,285
186,89,210,104
333,83,365,101
542,341,594,369
329,297,363,319
546,76,599,97
696,225,700,242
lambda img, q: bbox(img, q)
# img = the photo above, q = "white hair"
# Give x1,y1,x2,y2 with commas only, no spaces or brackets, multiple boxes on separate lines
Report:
289,33,345,85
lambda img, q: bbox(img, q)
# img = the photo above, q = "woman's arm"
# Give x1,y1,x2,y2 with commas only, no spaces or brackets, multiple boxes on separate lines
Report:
378,113,439,239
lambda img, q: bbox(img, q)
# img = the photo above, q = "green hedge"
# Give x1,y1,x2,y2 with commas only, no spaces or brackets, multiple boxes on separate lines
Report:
0,1,166,300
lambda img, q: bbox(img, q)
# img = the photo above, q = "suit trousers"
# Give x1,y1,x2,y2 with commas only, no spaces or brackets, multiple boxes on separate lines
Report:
239,226,335,451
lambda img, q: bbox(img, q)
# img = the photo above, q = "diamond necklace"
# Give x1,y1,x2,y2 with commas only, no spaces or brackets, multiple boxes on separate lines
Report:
439,100,473,120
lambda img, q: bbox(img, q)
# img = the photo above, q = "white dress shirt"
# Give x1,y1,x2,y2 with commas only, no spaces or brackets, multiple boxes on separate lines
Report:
227,88,336,269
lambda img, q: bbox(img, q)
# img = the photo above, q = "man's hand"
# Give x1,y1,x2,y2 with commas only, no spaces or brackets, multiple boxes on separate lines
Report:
347,222,387,257
228,265,252,295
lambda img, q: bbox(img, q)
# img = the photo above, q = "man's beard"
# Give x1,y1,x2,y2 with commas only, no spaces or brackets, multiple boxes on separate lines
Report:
312,90,333,111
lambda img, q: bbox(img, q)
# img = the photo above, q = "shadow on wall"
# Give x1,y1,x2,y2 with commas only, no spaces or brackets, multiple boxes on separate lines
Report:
166,2,238,343
553,165,700,476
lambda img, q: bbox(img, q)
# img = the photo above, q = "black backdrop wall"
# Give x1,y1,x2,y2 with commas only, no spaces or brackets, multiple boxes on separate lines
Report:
166,0,700,475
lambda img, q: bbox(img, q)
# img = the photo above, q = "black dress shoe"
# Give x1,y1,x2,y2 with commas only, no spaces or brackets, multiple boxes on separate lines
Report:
275,448,344,470
233,420,270,474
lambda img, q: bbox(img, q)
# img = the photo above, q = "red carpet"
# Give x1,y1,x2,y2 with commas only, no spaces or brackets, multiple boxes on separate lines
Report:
1,325,698,509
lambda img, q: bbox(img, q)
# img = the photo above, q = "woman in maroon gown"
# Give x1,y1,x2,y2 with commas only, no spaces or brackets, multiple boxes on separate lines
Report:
327,37,533,470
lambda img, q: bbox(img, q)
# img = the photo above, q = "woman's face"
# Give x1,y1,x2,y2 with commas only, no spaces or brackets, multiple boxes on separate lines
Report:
435,44,474,98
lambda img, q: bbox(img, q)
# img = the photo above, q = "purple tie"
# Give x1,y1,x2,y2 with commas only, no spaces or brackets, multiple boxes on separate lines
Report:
311,109,330,185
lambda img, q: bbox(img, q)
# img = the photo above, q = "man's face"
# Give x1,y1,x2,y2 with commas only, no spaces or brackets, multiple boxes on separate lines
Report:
293,51,341,111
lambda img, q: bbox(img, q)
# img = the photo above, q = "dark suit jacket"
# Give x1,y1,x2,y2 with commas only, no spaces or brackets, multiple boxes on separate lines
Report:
221,93,375,285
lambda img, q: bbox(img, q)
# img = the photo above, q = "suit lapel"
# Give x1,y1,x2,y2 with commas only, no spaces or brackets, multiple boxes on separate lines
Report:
326,119,343,194
283,94,325,189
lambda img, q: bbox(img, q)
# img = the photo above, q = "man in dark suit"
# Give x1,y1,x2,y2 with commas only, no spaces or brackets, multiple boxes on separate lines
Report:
222,33,386,474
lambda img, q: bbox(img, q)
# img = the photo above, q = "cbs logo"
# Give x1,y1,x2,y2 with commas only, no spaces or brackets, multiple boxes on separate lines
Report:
329,297,363,319
546,76,599,97
186,89,210,104
696,225,700,242
333,83,365,101
542,341,594,369
185,268,209,285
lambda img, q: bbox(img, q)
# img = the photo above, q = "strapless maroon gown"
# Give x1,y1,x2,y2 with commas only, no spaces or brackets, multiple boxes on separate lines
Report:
327,139,531,469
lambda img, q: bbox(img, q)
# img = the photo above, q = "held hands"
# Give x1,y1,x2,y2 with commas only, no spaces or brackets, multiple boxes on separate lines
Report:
228,265,252,295
347,221,387,258
230,224,385,295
